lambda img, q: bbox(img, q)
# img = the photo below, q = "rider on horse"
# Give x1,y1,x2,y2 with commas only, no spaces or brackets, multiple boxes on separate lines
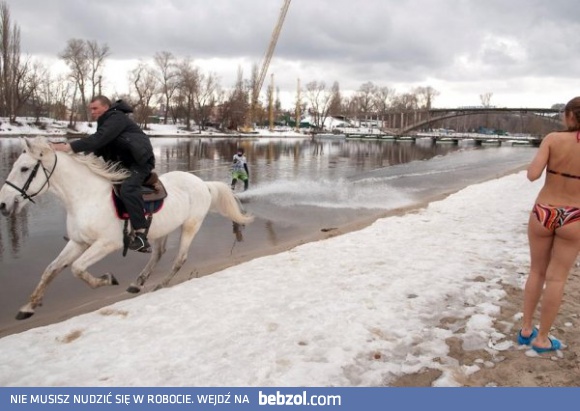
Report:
51,96,155,253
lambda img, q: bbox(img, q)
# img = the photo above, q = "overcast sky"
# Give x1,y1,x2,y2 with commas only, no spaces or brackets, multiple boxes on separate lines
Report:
5,0,579,109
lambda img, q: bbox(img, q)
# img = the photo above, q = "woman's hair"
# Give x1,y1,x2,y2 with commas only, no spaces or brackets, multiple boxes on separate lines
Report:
564,97,580,131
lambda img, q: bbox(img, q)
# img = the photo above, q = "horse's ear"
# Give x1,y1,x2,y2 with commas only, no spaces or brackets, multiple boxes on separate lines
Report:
20,137,49,158
36,137,52,157
20,137,31,152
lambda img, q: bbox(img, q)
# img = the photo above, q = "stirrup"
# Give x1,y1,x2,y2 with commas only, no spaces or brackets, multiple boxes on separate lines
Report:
129,233,151,253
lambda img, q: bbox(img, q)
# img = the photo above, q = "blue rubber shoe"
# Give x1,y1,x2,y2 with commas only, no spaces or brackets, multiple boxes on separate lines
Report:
517,328,538,345
532,337,561,353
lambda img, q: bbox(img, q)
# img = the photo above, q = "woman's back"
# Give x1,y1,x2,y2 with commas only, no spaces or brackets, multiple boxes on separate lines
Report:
529,109,580,207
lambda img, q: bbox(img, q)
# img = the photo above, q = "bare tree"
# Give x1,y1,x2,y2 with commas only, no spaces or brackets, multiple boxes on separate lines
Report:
355,82,377,124
218,66,248,130
52,75,74,121
479,92,494,128
86,40,110,99
154,51,178,124
68,84,78,128
328,81,342,117
480,92,493,107
0,1,22,120
374,86,395,127
192,71,218,131
305,80,332,131
342,95,359,122
27,60,49,122
59,38,109,121
391,92,419,128
243,63,268,127
129,61,158,129
174,58,199,131
392,92,418,110
14,57,43,120
266,77,274,129
60,39,90,120
37,69,68,120
414,86,439,109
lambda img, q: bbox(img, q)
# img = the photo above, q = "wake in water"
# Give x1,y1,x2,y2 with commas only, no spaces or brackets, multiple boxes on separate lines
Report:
236,147,534,212
237,178,416,210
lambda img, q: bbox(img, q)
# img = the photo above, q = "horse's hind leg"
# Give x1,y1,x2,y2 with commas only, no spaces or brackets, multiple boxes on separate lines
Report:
156,221,202,290
127,236,168,293
17,241,88,320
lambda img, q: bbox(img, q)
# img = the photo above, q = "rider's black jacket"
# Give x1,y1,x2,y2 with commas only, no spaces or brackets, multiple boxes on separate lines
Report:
69,100,154,169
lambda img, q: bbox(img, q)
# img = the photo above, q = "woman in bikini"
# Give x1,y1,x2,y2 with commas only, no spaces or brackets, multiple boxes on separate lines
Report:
519,96,580,353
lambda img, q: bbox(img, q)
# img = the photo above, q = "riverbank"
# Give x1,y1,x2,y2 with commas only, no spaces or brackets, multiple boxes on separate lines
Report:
4,136,522,338
0,117,306,138
2,166,579,387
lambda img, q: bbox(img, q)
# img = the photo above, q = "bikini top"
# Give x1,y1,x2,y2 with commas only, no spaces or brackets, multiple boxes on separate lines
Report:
547,131,580,180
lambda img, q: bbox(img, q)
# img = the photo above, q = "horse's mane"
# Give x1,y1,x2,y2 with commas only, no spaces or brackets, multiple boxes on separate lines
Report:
69,153,130,182
28,136,129,182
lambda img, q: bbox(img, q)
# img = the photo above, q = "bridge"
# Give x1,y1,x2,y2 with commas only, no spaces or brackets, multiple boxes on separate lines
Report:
342,130,542,147
375,107,560,136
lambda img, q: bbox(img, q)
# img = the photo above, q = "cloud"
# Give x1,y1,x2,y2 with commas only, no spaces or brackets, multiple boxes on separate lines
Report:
5,0,579,107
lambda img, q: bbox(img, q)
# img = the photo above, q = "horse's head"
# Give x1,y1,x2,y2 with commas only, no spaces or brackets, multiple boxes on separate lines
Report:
0,137,57,216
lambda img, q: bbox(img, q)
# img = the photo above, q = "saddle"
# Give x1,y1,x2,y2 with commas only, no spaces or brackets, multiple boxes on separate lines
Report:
111,172,168,256
139,172,167,202
112,172,168,219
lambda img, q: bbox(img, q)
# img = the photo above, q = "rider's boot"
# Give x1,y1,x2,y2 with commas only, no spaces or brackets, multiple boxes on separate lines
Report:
129,231,151,253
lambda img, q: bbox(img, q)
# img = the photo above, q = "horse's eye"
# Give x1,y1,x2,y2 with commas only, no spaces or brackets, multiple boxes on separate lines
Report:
20,167,29,172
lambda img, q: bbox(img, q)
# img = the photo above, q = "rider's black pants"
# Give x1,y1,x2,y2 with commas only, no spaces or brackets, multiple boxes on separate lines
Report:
120,157,154,231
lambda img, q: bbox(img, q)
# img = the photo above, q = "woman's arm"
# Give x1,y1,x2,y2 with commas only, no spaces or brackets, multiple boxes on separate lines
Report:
527,134,552,181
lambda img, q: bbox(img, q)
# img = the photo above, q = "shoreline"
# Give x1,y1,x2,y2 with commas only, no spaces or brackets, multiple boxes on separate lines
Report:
0,165,527,339
6,164,580,387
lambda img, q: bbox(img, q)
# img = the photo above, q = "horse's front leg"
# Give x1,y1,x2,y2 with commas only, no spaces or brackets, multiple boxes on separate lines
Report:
127,236,168,293
17,240,88,320
70,241,121,288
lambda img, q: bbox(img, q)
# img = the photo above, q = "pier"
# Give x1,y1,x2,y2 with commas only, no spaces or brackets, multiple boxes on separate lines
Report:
343,131,542,147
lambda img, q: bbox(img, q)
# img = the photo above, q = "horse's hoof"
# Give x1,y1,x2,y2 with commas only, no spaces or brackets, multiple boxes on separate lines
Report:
100,273,119,286
126,285,141,294
15,311,34,320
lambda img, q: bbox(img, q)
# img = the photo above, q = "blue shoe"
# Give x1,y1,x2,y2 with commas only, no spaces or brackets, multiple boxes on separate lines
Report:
532,337,561,353
517,327,538,345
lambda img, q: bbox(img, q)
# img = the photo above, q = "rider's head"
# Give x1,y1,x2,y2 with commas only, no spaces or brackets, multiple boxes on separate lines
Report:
89,96,111,121
237,148,244,155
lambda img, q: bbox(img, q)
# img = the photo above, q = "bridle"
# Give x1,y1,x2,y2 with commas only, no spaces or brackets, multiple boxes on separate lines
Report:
4,153,58,204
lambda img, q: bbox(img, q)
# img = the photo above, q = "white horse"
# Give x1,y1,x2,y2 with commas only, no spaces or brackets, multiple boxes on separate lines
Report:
0,137,253,320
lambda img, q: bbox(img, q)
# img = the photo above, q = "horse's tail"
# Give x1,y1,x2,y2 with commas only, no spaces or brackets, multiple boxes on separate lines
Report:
205,181,254,225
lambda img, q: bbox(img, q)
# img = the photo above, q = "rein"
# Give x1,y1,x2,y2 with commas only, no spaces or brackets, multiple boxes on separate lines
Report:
5,154,58,204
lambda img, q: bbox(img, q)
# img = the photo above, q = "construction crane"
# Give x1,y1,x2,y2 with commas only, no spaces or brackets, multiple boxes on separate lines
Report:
246,0,291,130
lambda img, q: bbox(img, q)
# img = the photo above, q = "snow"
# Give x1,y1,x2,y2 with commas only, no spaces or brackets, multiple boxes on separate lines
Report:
0,117,306,138
0,166,539,387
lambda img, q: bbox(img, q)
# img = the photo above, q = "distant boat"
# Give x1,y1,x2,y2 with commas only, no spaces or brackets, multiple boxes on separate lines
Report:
315,133,345,139
482,139,501,145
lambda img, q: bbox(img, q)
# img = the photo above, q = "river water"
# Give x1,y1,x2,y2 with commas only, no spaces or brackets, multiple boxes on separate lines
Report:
0,136,535,336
